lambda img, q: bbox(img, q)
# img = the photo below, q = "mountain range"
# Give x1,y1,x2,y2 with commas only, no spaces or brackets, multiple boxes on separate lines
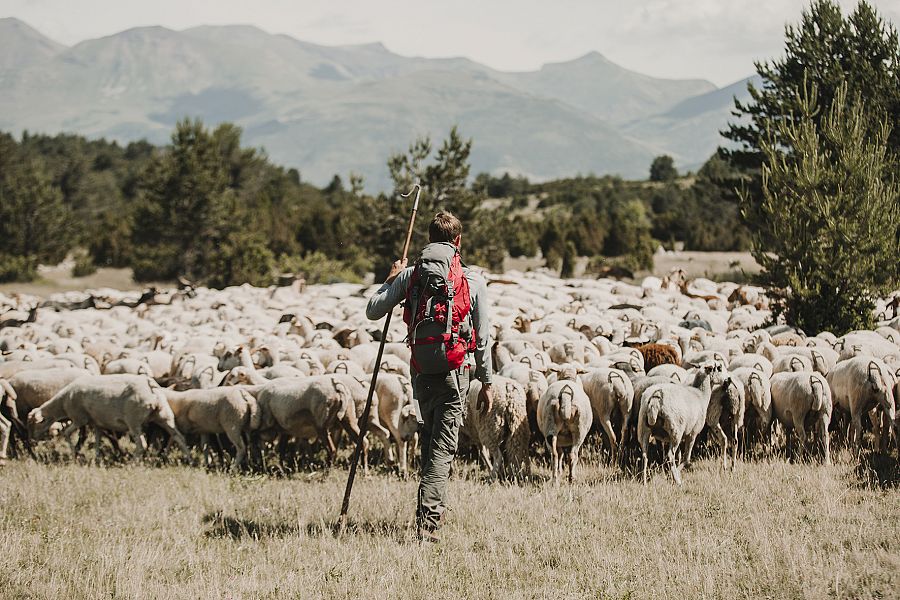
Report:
0,18,756,190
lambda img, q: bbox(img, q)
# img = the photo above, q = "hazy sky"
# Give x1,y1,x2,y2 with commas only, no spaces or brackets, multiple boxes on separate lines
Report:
3,0,899,86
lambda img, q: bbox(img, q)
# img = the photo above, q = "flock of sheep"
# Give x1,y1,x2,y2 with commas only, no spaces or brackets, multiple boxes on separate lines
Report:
1,268,898,485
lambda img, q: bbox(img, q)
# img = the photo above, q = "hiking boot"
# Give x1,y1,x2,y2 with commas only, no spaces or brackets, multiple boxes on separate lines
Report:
416,526,440,544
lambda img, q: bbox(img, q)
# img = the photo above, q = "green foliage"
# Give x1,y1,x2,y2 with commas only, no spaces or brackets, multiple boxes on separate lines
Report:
0,254,38,283
381,127,481,276
71,250,98,278
278,252,363,285
603,199,655,271
0,134,74,272
742,83,900,334
724,1,900,179
649,155,678,182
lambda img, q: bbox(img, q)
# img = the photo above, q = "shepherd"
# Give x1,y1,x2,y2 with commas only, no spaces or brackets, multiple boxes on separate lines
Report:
366,210,493,543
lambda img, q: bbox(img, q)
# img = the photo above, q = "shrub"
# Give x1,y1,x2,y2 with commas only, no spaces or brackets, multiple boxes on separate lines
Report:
278,252,363,285
0,254,37,283
71,250,98,278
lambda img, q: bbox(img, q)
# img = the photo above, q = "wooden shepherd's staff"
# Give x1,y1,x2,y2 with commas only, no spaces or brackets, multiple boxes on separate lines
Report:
338,183,421,533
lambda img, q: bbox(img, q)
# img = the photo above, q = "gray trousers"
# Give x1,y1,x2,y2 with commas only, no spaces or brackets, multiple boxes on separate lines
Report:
413,367,470,531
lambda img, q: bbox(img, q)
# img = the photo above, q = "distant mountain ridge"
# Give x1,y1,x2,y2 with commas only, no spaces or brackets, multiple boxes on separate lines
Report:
0,17,755,190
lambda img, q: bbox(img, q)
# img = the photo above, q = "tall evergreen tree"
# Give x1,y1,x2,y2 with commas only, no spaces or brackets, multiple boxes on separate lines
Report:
742,83,900,334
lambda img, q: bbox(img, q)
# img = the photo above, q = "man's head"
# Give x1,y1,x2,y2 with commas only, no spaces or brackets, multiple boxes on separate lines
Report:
428,211,462,246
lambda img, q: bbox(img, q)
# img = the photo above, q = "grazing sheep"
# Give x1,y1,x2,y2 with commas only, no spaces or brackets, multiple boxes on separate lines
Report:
103,358,154,377
770,372,832,464
374,373,418,475
637,364,722,484
636,343,680,371
706,375,746,470
326,359,367,380
537,370,592,482
0,379,14,464
646,364,689,382
728,354,774,377
581,368,634,465
163,387,260,471
826,357,897,454
772,353,813,374
498,362,549,441
730,367,773,451
255,375,363,465
27,374,190,463
464,377,530,480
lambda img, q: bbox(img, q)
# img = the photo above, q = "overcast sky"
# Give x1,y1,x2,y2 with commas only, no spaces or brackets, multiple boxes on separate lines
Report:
3,0,899,86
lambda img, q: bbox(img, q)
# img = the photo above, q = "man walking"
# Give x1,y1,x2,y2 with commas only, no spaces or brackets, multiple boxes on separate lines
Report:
366,211,492,543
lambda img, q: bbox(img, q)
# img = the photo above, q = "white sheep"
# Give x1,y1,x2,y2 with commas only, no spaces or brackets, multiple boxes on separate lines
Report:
27,374,190,463
163,387,260,471
536,369,592,482
464,377,531,480
705,374,746,470
770,371,832,464
374,373,418,475
0,379,14,464
637,363,722,484
826,356,896,454
255,375,363,465
730,367,773,451
498,362,549,441
581,368,634,465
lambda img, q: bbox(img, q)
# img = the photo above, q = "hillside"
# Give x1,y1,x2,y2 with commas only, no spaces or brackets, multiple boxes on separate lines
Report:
0,18,755,190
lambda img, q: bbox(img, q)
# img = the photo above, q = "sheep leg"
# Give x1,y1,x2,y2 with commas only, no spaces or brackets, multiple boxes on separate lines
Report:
488,446,503,482
398,439,408,477
94,425,103,466
340,416,368,474
667,444,682,485
0,411,10,464
617,420,629,469
731,425,740,470
129,429,147,463
709,423,729,471
152,416,191,463
849,414,863,456
568,444,580,483
479,444,494,473
818,416,831,465
59,421,85,462
639,429,651,485
600,417,617,466
681,434,697,470
321,430,338,466
549,435,560,483
224,426,246,473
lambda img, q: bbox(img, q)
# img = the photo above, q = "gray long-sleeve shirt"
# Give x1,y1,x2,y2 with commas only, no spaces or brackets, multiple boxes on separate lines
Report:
365,266,492,384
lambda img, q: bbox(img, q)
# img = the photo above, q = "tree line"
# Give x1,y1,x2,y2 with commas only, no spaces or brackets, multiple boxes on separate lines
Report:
1,0,897,336
0,123,747,286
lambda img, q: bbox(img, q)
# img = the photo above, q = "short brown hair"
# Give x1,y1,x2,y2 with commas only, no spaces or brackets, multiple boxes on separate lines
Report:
428,211,462,243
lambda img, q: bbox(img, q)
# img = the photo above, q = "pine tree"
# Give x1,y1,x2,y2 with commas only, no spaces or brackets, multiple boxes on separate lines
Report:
724,1,900,176
743,83,900,334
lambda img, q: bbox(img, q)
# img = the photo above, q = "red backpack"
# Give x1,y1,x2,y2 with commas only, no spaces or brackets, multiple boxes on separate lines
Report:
403,242,476,375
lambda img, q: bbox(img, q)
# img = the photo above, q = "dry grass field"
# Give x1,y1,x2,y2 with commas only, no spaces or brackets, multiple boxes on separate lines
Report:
1,446,898,599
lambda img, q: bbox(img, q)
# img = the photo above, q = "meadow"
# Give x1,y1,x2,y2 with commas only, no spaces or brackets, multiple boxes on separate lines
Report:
1,448,897,599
